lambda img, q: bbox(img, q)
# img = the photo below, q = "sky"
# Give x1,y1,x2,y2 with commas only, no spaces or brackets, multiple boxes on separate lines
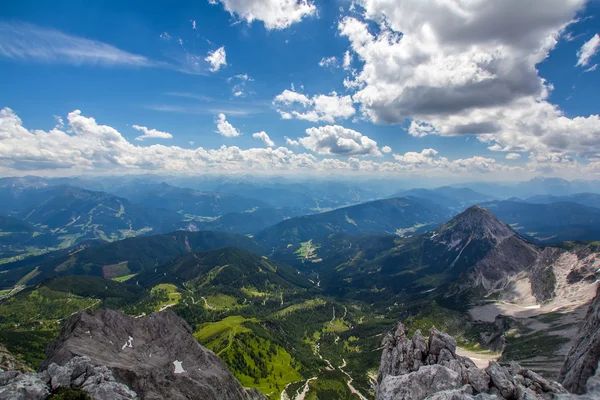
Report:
0,0,600,182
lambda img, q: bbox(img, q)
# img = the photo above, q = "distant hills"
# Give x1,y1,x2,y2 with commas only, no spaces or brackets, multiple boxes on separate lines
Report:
480,200,600,242
255,197,448,247
0,231,263,289
112,182,271,218
391,186,494,210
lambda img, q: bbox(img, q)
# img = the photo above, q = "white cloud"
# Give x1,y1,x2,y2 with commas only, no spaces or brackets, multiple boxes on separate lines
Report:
585,64,598,73
506,152,521,160
191,20,197,30
0,21,153,67
394,148,439,164
6,107,600,180
299,125,381,156
576,34,600,67
215,113,241,137
209,0,317,30
252,131,275,147
285,136,300,147
132,125,173,141
318,56,339,68
160,32,172,41
336,1,600,159
381,145,392,153
205,46,227,72
227,74,253,97
273,90,355,123
343,50,353,70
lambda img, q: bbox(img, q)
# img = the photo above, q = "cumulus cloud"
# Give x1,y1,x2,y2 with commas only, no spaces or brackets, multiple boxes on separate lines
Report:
381,145,392,153
393,148,507,174
337,1,600,158
506,152,521,160
576,34,600,67
299,125,381,156
252,131,275,147
209,0,317,30
4,107,597,179
205,46,227,72
318,56,339,68
215,113,241,137
285,136,300,146
273,90,355,123
132,125,173,141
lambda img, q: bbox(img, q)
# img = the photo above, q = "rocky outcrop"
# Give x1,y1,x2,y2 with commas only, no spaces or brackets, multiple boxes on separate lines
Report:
37,309,265,400
559,286,600,394
0,344,31,373
376,323,568,400
0,355,136,399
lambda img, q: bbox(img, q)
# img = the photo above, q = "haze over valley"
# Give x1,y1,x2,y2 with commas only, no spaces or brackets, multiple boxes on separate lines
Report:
2,0,600,399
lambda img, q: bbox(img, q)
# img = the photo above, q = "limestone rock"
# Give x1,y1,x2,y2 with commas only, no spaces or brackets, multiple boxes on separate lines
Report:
559,286,600,394
375,322,568,400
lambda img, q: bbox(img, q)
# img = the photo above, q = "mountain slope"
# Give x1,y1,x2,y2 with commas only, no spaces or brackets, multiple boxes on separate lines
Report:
41,309,265,399
526,192,600,209
0,231,264,289
255,197,448,247
113,182,271,217
188,207,296,235
480,200,600,242
392,186,494,210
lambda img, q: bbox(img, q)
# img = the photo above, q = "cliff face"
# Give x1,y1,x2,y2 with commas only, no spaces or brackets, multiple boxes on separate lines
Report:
559,286,600,394
376,323,568,400
0,309,265,400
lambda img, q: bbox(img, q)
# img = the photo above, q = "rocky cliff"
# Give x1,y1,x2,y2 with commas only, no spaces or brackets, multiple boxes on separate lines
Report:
0,309,265,400
376,323,568,400
559,286,600,394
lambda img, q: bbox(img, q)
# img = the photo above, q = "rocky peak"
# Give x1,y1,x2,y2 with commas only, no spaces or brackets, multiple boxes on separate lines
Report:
0,309,265,400
376,322,567,400
434,206,516,245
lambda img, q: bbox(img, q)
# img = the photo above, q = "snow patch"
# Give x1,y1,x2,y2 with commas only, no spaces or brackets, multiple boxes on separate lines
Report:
173,360,185,374
121,336,133,350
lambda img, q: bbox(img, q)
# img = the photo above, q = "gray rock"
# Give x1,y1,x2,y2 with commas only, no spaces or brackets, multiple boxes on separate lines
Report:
42,309,264,400
375,322,567,400
377,365,463,400
0,372,50,400
559,286,600,394
486,361,516,399
0,356,136,400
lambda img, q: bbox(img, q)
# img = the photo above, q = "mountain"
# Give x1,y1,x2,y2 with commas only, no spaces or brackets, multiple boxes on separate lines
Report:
138,247,312,293
306,206,537,302
255,197,449,247
375,322,568,400
391,186,494,210
187,207,296,235
0,185,183,263
0,215,32,233
3,309,265,399
480,200,600,242
112,182,271,218
0,231,264,289
525,192,600,209
209,180,380,213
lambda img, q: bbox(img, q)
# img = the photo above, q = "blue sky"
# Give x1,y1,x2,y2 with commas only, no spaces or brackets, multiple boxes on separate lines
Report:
0,0,599,181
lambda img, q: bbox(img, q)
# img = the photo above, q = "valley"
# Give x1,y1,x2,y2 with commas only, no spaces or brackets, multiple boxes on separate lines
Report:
1,176,600,399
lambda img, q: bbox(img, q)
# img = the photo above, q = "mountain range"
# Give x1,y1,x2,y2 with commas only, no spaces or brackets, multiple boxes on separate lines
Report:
1,176,600,399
